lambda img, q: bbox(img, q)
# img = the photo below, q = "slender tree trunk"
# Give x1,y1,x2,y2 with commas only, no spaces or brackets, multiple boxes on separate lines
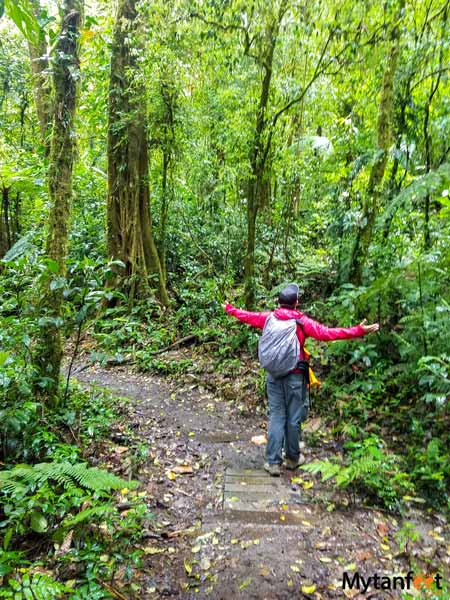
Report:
160,150,170,282
348,15,401,285
244,7,284,308
107,0,168,306
0,187,8,256
3,187,11,249
34,0,83,405
422,4,447,250
28,0,52,152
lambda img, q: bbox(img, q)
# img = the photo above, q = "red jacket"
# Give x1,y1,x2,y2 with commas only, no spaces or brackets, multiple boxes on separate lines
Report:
224,304,366,360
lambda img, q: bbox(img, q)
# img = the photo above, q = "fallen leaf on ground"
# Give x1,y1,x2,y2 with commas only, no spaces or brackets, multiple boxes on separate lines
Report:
239,578,252,590
55,530,73,557
303,417,321,432
301,583,316,594
429,530,445,542
251,435,267,445
376,522,389,537
356,550,373,561
343,589,359,598
291,476,304,484
172,465,193,474
319,557,332,563
260,566,270,577
191,545,201,553
144,547,164,555
184,559,192,575
165,470,176,481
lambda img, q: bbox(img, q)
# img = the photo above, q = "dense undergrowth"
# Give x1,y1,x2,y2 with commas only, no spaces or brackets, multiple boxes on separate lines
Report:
0,249,152,597
88,247,450,514
0,231,449,596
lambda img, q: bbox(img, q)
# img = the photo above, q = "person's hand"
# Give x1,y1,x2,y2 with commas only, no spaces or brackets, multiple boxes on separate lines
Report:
359,319,379,333
222,302,228,310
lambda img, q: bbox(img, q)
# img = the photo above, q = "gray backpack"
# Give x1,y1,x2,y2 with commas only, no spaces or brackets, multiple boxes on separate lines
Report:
258,314,300,378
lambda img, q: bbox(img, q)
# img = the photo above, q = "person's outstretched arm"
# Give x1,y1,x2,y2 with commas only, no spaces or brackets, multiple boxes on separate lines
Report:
300,314,379,342
222,303,269,330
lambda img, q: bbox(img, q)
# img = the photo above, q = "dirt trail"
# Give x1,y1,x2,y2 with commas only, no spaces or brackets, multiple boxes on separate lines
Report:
73,364,449,600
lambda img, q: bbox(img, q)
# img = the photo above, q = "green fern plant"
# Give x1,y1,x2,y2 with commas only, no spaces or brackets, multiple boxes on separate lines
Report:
0,571,71,599
0,461,136,496
302,436,412,508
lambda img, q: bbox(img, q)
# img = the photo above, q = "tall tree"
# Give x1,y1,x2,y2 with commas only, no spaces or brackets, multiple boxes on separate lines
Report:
28,0,52,151
107,0,169,306
422,2,448,249
348,5,402,285
243,1,287,309
34,0,83,404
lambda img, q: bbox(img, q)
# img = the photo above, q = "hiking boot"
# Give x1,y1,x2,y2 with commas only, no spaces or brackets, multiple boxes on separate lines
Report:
264,462,281,477
285,454,306,470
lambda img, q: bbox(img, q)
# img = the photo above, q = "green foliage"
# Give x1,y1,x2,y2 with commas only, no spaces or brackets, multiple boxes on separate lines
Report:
0,461,132,496
0,461,135,540
0,571,71,600
3,0,41,46
0,0,449,593
302,435,413,509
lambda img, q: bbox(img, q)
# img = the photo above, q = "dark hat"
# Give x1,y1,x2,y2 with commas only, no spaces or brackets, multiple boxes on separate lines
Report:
278,283,299,307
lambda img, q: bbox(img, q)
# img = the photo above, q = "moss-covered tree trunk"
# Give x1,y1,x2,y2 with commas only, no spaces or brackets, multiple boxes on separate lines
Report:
28,0,52,152
243,9,282,309
107,0,168,306
34,0,83,405
348,15,401,285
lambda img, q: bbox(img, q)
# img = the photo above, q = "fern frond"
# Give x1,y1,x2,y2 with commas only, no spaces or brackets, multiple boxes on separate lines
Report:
301,460,341,481
0,462,137,497
62,504,114,528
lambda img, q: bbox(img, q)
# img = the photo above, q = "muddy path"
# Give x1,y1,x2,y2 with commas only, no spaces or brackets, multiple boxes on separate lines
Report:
72,364,449,599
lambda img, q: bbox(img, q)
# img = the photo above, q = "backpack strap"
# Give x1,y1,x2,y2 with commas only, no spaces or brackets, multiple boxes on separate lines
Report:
295,319,305,356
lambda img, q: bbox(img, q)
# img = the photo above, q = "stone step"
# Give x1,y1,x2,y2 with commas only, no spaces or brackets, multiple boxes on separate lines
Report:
225,469,268,477
225,476,273,485
225,483,280,493
223,467,301,512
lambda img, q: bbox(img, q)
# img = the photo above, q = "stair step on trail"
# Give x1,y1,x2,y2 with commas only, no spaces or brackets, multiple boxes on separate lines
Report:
223,467,302,511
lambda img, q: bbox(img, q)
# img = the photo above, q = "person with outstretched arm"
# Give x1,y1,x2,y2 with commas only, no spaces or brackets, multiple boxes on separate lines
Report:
223,284,379,476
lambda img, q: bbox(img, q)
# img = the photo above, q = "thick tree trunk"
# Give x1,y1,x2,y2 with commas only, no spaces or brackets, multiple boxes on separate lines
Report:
34,0,83,405
107,0,168,306
28,0,52,152
348,19,401,285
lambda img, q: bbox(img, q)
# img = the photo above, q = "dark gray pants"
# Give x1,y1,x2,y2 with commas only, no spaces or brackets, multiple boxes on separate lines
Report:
265,372,309,465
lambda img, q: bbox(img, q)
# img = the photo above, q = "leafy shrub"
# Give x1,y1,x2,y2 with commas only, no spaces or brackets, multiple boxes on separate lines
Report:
302,435,413,509
0,461,134,537
0,571,72,599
